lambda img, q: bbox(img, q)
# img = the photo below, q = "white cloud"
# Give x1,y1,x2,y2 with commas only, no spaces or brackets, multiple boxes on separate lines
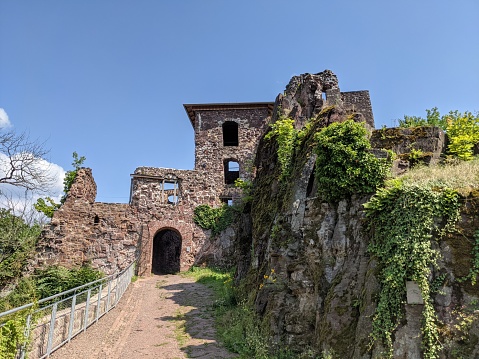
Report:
0,108,12,128
0,154,66,222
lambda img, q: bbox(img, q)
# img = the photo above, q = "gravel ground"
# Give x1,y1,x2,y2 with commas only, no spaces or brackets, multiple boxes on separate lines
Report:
49,274,237,359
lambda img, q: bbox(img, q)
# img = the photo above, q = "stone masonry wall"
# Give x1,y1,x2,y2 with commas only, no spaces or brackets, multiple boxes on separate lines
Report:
35,169,141,275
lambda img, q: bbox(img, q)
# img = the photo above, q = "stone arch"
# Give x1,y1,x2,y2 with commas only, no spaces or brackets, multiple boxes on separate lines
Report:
151,228,182,274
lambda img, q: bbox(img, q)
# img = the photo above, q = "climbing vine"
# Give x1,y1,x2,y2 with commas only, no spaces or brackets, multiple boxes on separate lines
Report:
193,204,235,236
364,181,460,358
265,118,296,180
314,120,391,202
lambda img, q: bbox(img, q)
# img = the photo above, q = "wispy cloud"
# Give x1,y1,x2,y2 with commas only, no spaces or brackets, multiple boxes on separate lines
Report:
0,108,12,128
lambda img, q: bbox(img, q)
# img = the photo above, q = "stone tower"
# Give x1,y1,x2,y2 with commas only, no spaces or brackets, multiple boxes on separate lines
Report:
184,103,273,203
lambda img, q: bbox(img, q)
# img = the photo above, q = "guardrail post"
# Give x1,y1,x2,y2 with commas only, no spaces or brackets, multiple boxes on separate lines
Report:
19,313,32,359
106,280,112,312
46,302,58,356
83,289,91,332
95,283,102,322
68,293,77,342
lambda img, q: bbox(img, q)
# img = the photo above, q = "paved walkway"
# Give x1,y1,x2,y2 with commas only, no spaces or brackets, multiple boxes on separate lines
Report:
49,275,236,359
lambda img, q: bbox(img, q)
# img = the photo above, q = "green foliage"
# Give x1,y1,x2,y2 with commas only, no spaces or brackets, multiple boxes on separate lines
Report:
34,152,86,218
365,182,460,359
445,111,479,161
0,209,41,287
33,264,103,299
463,230,479,286
234,178,253,205
265,118,296,179
398,107,447,129
314,120,391,202
0,305,37,359
33,197,60,219
398,108,479,161
0,265,103,312
193,204,235,236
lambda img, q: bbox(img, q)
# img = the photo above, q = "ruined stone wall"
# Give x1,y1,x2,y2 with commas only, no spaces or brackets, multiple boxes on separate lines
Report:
341,90,374,128
130,167,221,274
194,107,270,188
35,169,140,275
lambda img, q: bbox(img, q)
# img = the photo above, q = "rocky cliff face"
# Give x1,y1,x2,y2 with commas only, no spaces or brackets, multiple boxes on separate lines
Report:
233,72,479,358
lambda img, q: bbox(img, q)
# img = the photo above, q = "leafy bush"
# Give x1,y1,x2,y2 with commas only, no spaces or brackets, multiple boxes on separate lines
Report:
0,265,103,312
0,209,41,287
314,120,391,202
265,118,296,179
34,264,103,299
398,108,479,161
193,204,235,236
446,111,479,160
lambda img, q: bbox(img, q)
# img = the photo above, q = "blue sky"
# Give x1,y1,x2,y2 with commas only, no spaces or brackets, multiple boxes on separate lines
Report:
1,0,478,204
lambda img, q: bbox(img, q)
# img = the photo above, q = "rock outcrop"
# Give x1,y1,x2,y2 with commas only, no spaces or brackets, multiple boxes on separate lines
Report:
233,72,479,358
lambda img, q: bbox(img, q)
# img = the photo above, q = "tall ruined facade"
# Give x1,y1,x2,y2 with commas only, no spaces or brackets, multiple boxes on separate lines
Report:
35,70,375,277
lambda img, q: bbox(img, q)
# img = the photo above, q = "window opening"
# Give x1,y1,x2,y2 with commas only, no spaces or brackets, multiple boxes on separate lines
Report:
223,121,239,146
224,160,240,184
221,197,234,206
161,180,179,204
94,215,100,224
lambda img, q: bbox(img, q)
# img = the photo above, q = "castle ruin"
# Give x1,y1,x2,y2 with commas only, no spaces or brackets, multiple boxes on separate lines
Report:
35,70,433,276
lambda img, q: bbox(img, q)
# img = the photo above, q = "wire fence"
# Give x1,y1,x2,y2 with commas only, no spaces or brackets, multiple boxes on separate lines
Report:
0,259,136,359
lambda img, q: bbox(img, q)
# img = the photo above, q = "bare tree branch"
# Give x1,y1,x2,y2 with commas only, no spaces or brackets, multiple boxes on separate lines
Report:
0,130,54,193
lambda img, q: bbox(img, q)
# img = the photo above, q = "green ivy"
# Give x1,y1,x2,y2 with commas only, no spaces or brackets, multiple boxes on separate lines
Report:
193,204,235,236
265,118,296,180
314,120,391,202
364,182,460,358
463,230,479,286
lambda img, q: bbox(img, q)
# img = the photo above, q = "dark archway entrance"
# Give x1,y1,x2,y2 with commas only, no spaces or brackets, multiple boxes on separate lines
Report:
152,229,182,274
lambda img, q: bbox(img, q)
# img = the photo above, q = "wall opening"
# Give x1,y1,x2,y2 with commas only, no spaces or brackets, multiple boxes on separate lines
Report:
93,215,99,225
224,160,240,184
221,197,234,206
223,121,239,146
161,180,179,204
152,229,182,274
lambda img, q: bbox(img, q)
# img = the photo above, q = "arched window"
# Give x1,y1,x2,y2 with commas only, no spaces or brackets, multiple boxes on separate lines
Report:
224,160,240,184
222,121,238,146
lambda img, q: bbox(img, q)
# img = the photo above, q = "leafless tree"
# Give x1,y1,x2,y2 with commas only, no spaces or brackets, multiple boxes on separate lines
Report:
0,130,54,193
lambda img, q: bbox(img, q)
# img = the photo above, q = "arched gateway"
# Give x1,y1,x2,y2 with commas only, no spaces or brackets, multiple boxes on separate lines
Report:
151,229,182,274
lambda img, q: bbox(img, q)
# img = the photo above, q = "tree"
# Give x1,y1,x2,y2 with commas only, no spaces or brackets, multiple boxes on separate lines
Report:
0,130,54,193
0,208,41,288
398,108,479,160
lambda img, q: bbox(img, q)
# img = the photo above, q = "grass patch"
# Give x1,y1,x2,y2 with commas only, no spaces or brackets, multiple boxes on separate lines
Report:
183,267,322,359
173,309,189,348
399,158,479,196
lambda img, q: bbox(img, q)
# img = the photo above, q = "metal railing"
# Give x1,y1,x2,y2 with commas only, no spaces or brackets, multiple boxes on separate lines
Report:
0,259,136,359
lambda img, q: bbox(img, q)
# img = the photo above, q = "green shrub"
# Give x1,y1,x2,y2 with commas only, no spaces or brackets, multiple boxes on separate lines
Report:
193,204,235,236
398,108,479,161
265,118,297,179
314,120,391,202
0,210,41,287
